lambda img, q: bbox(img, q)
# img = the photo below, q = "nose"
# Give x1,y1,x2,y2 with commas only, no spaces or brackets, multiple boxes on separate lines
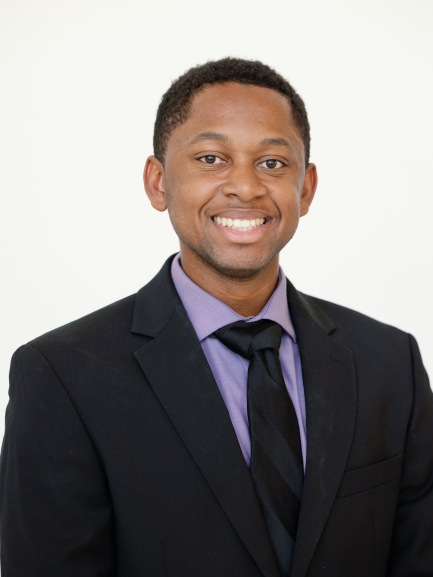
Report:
222,163,267,202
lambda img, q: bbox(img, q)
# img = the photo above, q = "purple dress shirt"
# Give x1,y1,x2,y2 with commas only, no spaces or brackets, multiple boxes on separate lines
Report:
171,253,307,470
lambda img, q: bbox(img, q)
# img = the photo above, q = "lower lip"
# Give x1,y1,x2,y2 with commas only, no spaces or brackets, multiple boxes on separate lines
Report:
211,219,272,243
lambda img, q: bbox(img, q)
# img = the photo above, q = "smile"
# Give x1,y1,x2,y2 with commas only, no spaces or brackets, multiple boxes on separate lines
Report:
212,216,266,232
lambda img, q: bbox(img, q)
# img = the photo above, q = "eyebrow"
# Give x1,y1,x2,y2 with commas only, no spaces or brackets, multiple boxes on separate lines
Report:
259,137,294,149
188,132,230,145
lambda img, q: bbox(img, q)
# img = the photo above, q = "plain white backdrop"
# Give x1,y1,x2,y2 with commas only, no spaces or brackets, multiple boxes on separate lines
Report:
1,0,432,440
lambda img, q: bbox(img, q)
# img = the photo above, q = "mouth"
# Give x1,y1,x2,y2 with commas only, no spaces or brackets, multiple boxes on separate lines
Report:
212,216,266,232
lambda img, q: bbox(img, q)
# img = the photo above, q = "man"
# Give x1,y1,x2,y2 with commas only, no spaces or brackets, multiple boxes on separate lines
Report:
0,57,432,577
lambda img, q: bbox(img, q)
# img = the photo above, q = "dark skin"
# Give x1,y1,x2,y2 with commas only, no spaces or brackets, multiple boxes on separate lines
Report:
144,82,317,316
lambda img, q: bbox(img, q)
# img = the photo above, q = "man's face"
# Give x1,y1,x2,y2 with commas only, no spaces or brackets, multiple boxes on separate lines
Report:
146,82,317,278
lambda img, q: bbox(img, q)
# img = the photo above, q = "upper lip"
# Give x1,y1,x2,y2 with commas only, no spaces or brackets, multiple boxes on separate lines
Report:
211,209,272,220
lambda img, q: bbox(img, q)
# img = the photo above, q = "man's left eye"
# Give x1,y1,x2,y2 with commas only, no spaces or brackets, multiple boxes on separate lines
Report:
259,159,285,169
198,155,223,164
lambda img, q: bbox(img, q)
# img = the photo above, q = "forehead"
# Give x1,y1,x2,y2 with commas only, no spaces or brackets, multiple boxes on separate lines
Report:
167,82,302,154
188,82,294,132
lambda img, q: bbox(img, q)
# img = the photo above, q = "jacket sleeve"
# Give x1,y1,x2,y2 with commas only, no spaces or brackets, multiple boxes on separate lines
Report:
386,334,433,576
0,343,116,576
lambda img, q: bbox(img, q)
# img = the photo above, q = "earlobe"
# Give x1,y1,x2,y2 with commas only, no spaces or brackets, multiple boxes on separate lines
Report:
143,155,168,212
300,163,318,217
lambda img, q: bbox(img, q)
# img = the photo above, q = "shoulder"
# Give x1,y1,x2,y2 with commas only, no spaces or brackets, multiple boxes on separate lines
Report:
12,254,179,368
307,293,406,336
302,292,411,358
17,293,138,361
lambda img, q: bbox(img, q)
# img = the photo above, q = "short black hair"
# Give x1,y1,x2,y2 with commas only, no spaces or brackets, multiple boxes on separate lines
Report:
153,57,310,167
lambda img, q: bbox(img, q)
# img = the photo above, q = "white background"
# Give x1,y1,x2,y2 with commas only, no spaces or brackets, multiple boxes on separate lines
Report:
1,0,432,439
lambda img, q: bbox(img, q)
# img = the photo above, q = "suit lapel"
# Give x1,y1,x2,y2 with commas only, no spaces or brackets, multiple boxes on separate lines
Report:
287,283,357,577
132,256,281,577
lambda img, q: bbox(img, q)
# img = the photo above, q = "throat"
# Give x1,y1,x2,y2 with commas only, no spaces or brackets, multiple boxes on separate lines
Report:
179,244,280,317
215,286,277,317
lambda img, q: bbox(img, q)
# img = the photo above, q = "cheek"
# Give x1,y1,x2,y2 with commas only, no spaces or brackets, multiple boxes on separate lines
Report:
274,189,301,222
171,178,216,217
166,184,209,240
171,188,202,217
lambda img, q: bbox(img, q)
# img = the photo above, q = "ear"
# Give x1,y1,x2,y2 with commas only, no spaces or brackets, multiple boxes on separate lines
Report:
143,155,167,212
300,163,318,217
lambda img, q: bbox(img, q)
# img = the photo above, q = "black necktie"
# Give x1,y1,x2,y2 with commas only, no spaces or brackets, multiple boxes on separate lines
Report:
214,319,303,577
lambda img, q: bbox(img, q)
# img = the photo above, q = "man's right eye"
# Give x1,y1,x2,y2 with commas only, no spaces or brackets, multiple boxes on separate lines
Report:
199,155,223,164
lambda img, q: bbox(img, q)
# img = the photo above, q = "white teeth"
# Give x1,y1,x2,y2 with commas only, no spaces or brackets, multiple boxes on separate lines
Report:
213,216,267,231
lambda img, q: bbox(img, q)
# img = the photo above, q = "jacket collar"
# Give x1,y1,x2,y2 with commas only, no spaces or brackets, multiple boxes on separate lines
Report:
131,254,181,339
131,254,334,339
286,278,336,335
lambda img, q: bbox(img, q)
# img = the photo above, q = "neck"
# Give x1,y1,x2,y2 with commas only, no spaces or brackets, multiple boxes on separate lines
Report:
179,244,280,317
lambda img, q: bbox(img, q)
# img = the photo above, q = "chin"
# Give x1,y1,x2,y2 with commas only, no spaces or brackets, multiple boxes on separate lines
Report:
177,229,284,279
199,246,278,280
210,264,264,280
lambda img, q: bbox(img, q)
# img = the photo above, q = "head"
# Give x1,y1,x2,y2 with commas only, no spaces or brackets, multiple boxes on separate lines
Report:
144,57,317,280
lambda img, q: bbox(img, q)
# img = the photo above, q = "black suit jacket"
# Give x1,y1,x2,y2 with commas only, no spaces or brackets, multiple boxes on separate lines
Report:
1,255,433,577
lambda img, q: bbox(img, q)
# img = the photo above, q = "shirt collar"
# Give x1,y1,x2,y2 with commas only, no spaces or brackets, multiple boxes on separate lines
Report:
171,253,296,343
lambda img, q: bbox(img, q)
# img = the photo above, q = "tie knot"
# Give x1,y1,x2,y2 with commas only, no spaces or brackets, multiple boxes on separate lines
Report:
213,319,282,359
